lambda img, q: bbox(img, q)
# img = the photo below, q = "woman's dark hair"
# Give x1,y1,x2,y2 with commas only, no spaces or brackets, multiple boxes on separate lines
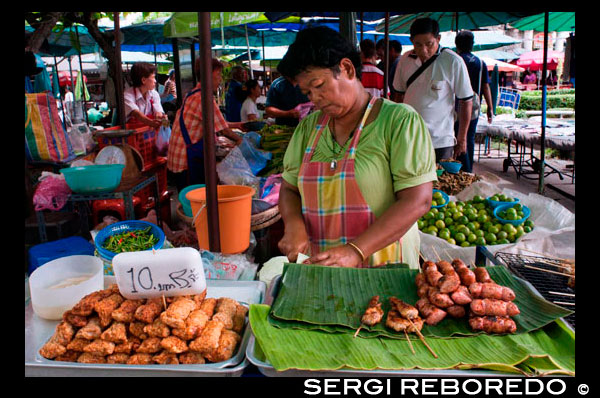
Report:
455,30,475,53
277,26,362,80
130,62,156,87
360,39,376,59
240,79,260,101
410,17,440,38
376,39,402,54
194,57,223,81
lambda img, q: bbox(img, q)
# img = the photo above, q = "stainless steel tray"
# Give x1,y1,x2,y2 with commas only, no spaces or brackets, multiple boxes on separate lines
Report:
25,276,266,377
245,272,574,377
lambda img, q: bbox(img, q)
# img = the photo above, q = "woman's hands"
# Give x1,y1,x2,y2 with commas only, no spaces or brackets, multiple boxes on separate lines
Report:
304,244,363,268
278,227,310,263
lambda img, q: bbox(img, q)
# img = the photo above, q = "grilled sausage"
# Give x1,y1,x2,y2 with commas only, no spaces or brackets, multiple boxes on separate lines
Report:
389,297,419,320
415,298,447,326
428,287,455,308
469,282,516,302
450,285,473,305
417,283,433,299
425,266,444,287
415,272,427,287
470,299,520,317
456,267,477,286
438,273,461,294
436,260,455,274
447,305,466,318
474,267,494,283
451,258,468,270
469,316,517,334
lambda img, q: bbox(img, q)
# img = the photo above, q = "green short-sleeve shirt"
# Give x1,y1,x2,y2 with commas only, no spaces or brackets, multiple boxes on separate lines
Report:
282,99,437,269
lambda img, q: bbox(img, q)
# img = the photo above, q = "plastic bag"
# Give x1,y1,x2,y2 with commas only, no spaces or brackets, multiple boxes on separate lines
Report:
70,123,96,154
261,173,282,205
156,124,171,156
201,250,258,281
295,101,315,121
216,146,260,194
238,134,272,175
33,172,72,211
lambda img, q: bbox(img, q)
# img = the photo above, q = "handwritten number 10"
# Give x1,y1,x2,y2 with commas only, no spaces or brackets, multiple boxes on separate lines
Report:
126,267,153,292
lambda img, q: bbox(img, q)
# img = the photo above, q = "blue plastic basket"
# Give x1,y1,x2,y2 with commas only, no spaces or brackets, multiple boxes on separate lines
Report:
60,164,124,194
94,220,165,261
486,196,521,209
179,184,206,217
439,161,462,174
493,203,531,226
431,189,449,209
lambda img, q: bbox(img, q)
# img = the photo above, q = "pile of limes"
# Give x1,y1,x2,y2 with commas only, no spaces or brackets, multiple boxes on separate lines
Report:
417,194,535,247
432,190,446,206
497,204,534,231
489,193,517,202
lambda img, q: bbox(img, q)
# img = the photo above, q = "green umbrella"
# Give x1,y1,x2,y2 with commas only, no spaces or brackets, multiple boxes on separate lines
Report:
164,12,277,38
510,12,575,32
376,12,534,34
491,63,499,115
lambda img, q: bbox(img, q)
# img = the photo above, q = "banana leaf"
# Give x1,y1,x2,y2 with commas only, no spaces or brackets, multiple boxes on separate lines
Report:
251,304,575,374
269,263,573,338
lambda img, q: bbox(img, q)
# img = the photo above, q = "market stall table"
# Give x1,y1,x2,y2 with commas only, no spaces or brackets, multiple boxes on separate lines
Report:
476,116,575,184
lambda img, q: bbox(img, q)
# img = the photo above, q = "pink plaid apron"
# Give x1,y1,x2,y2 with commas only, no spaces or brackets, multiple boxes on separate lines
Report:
298,97,402,267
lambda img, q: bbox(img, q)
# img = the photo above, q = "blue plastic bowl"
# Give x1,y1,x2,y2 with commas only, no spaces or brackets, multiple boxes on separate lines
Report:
486,196,521,209
431,189,450,209
60,164,124,194
493,203,531,226
94,220,165,261
439,161,462,174
179,184,206,217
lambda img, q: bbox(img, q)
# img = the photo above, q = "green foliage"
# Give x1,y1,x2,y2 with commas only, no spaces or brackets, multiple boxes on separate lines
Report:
519,94,575,111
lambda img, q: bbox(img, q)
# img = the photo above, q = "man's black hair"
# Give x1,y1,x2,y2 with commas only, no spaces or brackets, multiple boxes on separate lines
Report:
410,18,440,38
277,26,362,80
455,30,475,53
375,39,402,54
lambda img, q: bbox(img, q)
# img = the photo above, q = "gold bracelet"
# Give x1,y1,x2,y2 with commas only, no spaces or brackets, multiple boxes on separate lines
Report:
347,242,366,263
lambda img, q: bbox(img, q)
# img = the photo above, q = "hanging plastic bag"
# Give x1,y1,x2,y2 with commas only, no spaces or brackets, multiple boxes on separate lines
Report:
33,172,72,211
216,146,260,194
238,134,272,175
156,123,171,156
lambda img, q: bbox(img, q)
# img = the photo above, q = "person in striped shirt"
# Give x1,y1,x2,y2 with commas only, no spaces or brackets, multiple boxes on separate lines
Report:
359,39,384,98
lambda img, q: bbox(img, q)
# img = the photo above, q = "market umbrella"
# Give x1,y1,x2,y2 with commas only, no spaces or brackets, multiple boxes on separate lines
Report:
25,23,101,56
480,56,525,73
164,12,273,38
473,49,525,61
516,49,563,71
510,12,575,32
57,70,87,87
490,64,499,115
376,12,535,34
440,30,522,51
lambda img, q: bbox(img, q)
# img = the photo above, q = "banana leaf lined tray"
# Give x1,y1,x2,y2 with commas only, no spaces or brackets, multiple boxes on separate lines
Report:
268,263,573,339
247,263,574,375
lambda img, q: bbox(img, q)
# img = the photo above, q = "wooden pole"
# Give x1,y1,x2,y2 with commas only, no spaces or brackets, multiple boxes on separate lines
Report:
191,40,197,86
113,13,126,129
383,13,390,99
245,24,254,80
172,38,183,110
360,12,364,42
198,12,221,253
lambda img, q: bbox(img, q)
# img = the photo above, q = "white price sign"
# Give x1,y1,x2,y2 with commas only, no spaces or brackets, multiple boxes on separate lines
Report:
112,247,206,299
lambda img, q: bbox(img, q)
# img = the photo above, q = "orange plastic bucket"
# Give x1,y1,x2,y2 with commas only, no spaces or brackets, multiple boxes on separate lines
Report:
186,185,256,254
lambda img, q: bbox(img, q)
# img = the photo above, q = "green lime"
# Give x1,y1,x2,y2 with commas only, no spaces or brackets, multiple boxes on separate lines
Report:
433,191,443,200
427,230,437,237
447,201,456,209
431,208,439,215
523,226,532,233
483,221,493,231
444,217,454,226
497,231,508,240
497,238,510,244
458,216,469,225
516,225,524,234
453,212,463,221
514,203,523,211
477,214,488,223
467,212,477,221
475,229,485,238
475,237,486,246
446,238,456,245
466,222,477,232
455,232,466,243
461,241,471,247
524,220,534,228
507,233,516,243
457,225,470,235
436,212,446,221
472,221,481,230
467,233,477,243
417,220,426,230
488,226,500,234
435,220,445,229
439,230,451,240
515,230,525,239
424,211,435,220
473,195,484,203
431,200,439,207
485,233,497,243
506,207,517,216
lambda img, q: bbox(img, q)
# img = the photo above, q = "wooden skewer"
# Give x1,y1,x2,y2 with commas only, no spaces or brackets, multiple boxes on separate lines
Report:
418,252,426,273
552,301,575,306
162,294,167,311
353,325,363,338
523,264,572,278
549,291,575,297
519,248,572,263
404,330,415,355
430,246,442,262
536,259,573,271
406,318,438,359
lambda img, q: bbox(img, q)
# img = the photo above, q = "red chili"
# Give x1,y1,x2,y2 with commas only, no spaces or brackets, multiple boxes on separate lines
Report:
118,238,123,245
130,232,137,238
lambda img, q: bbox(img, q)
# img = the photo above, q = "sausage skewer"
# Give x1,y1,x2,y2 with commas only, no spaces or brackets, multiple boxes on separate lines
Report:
354,296,384,338
405,317,438,359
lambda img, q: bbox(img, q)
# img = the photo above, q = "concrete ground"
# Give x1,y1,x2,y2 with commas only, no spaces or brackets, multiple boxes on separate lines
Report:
472,145,575,214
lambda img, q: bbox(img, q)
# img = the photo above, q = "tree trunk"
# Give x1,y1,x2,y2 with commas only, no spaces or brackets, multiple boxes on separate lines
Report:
24,12,63,52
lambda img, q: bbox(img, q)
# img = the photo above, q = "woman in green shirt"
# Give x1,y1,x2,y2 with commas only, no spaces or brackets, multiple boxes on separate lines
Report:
277,26,437,269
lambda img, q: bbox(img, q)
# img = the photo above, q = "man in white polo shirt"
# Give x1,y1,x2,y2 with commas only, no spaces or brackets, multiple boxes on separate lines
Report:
392,18,473,162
